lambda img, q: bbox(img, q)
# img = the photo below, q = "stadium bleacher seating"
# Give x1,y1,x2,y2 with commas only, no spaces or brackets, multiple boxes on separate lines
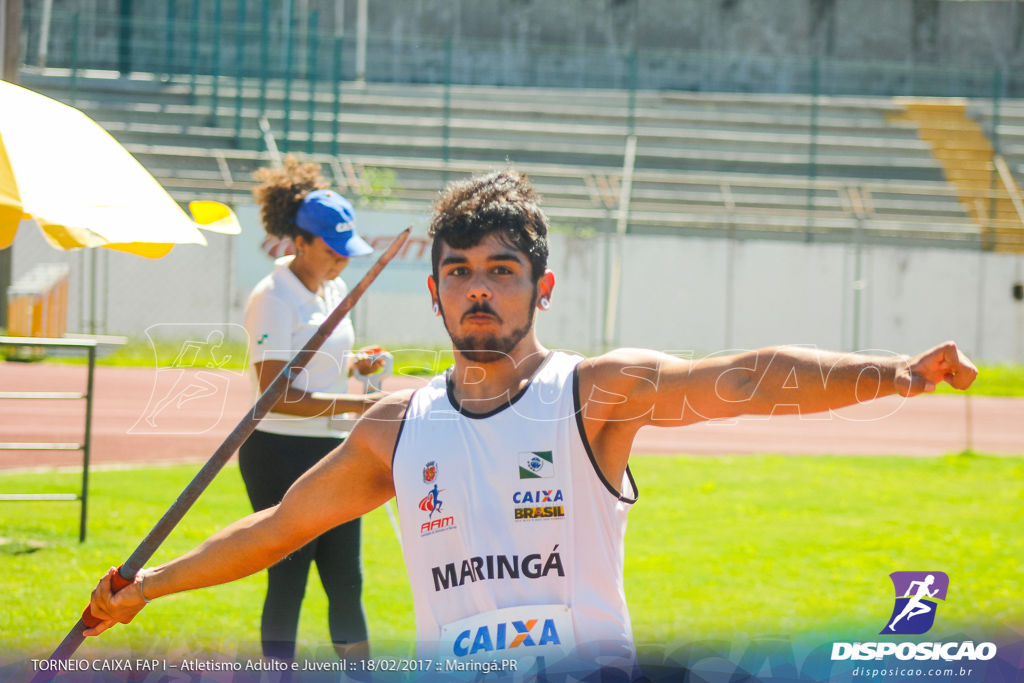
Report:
19,68,1024,251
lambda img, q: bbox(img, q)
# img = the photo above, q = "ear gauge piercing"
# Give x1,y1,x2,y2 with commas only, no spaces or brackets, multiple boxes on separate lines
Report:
432,302,440,315
296,249,304,256
539,297,551,310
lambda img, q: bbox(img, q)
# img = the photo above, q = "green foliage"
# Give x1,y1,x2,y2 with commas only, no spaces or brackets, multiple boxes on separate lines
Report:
355,167,399,208
2,455,1020,662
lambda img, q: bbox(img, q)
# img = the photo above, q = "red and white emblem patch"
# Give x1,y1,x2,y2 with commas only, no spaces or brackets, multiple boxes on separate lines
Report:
423,460,438,483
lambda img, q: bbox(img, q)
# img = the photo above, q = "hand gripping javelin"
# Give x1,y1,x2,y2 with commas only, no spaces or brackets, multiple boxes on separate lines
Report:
32,229,411,679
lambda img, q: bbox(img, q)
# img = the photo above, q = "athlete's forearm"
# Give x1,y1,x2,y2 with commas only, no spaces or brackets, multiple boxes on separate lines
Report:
255,361,375,417
141,507,307,599
261,386,377,417
736,346,906,416
278,388,376,416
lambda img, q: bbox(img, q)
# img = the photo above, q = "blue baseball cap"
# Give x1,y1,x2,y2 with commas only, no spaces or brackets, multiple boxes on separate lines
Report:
294,189,374,257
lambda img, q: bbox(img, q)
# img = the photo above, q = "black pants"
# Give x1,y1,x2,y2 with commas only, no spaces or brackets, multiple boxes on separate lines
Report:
238,429,368,660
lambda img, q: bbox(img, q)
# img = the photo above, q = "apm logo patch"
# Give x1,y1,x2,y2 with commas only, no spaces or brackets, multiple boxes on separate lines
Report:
418,484,456,536
419,484,445,518
881,571,949,635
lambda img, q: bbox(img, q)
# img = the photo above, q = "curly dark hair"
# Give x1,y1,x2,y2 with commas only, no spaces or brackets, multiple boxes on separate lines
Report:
429,169,549,283
252,155,328,240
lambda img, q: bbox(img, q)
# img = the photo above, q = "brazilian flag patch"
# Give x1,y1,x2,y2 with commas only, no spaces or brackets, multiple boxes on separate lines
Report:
519,450,554,479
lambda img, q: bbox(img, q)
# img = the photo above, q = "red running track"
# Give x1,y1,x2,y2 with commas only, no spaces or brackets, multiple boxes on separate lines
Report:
1,362,1021,471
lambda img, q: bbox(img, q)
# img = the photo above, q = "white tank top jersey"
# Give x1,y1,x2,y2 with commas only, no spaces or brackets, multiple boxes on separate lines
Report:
392,351,640,679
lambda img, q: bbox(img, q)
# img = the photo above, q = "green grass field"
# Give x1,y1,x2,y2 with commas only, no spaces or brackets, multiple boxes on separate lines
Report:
2,454,1021,663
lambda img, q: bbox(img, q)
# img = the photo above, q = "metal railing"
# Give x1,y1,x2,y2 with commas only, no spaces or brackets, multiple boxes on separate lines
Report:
97,141,1024,249
0,337,97,542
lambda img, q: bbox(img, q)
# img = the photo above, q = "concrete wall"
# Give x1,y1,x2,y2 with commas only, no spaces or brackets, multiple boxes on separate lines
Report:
607,235,1024,362
539,231,1024,362
22,1,1024,94
9,206,1024,363
49,0,1024,64
357,0,1024,67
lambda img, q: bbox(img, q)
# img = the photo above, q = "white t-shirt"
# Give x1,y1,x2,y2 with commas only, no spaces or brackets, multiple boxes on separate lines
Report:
392,352,640,679
244,255,355,438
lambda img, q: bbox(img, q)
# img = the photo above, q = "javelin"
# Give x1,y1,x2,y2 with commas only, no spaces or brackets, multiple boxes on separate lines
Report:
33,228,411,677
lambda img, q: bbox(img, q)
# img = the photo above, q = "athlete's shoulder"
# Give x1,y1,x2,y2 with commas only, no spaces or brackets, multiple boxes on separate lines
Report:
362,388,415,422
346,389,415,468
577,348,664,385
574,348,668,420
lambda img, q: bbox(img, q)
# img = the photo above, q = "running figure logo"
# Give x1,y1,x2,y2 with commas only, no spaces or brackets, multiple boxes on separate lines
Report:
143,330,233,426
419,484,444,518
881,571,949,635
129,324,247,435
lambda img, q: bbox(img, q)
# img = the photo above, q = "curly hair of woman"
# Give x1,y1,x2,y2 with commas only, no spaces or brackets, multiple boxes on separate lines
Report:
252,155,329,239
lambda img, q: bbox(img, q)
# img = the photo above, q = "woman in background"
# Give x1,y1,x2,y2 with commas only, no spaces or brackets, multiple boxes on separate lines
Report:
242,157,382,661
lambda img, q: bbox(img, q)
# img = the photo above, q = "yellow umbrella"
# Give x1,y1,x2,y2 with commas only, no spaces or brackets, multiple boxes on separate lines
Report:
0,80,239,258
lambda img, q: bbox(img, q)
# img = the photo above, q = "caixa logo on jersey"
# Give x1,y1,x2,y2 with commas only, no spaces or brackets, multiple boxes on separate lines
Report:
452,618,562,657
512,489,565,521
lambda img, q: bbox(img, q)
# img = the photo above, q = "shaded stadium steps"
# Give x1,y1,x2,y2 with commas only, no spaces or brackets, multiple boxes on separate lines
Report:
888,100,1024,254
22,71,945,181
15,69,990,249
100,146,979,249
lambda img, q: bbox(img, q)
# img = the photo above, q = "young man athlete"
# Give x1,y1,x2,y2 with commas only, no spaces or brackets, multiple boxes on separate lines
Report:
85,170,977,678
